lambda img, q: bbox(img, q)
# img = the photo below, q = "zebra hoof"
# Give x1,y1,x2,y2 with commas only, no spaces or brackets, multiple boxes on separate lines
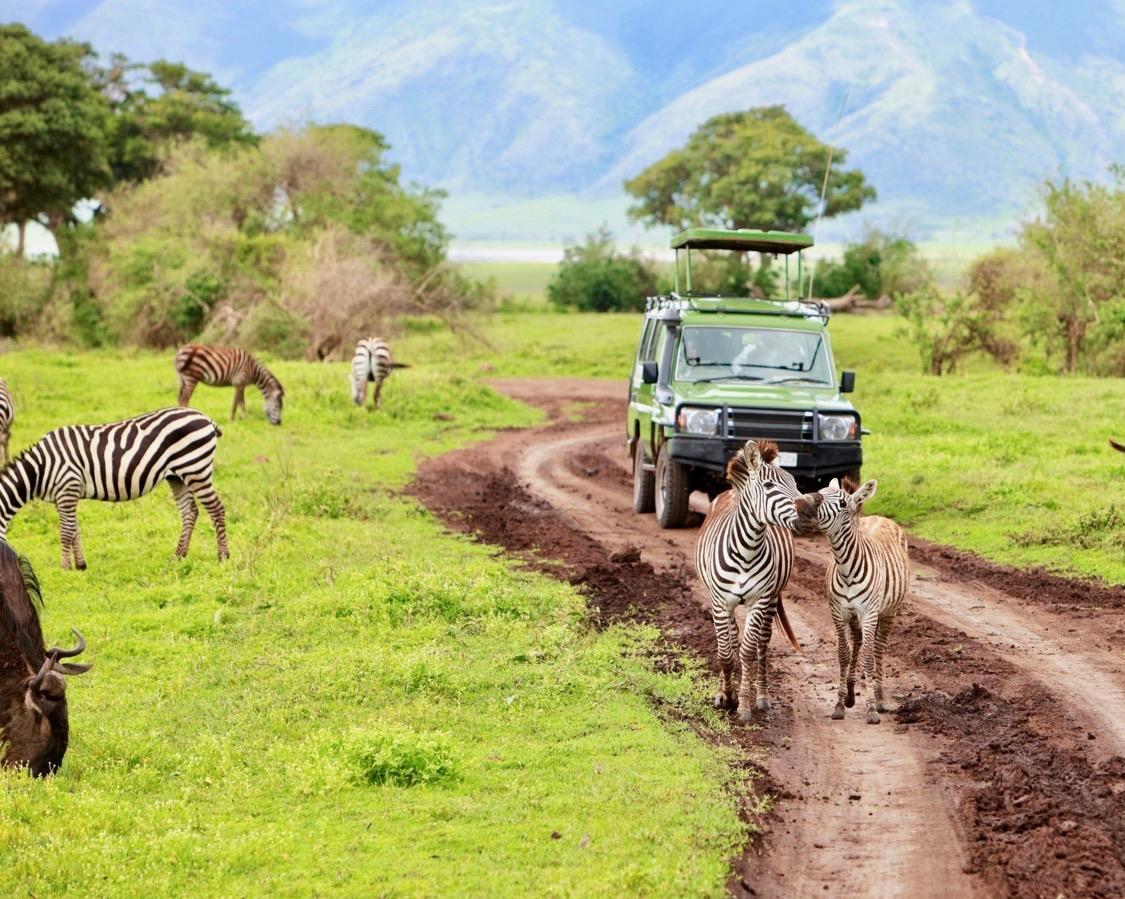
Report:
876,702,889,714
866,710,881,725
737,708,755,723
831,705,845,720
755,697,771,712
713,693,734,710
75,560,87,571
845,683,856,708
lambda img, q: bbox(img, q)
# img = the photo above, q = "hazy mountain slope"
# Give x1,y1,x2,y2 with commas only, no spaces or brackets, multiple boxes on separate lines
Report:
611,0,1125,227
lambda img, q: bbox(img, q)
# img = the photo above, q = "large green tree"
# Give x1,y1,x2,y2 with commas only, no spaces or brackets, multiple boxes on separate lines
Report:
0,24,112,254
94,55,256,183
625,106,874,233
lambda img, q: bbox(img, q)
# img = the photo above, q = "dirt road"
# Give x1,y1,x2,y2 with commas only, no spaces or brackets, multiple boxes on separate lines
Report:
412,379,1125,898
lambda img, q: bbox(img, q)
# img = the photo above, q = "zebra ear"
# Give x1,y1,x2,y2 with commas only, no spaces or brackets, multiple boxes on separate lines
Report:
853,479,877,506
726,440,762,489
828,478,840,491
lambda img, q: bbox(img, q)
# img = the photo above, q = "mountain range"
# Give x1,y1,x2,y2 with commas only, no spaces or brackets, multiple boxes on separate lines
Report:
14,0,1125,244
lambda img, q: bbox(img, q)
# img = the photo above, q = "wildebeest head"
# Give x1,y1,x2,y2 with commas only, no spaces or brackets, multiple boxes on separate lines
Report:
0,545,89,776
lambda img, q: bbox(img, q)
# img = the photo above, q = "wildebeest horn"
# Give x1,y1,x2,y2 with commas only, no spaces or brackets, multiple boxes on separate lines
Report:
29,651,59,692
47,629,86,659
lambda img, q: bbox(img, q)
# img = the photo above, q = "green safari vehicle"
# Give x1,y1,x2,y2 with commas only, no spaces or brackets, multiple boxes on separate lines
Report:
627,228,863,528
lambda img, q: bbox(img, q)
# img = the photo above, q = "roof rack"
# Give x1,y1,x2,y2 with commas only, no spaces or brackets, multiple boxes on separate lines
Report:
645,293,830,323
670,228,814,255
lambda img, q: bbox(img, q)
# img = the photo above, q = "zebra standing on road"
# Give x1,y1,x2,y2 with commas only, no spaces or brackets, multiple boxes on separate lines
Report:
796,477,911,724
350,338,409,410
0,408,229,569
695,440,804,721
175,345,284,425
0,379,13,465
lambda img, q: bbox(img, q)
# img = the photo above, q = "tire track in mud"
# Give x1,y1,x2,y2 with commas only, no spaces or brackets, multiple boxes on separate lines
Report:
412,378,1125,897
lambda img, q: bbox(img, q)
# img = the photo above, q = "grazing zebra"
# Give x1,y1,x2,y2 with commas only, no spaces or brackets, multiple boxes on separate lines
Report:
350,338,409,410
796,477,911,724
695,440,804,721
175,345,284,425
0,379,12,465
0,408,229,569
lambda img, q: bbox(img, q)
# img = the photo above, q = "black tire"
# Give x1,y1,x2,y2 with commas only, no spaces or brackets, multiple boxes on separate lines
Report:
655,447,691,529
632,444,655,513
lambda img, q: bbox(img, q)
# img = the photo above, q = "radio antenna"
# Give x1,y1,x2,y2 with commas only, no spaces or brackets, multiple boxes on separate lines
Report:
806,89,850,300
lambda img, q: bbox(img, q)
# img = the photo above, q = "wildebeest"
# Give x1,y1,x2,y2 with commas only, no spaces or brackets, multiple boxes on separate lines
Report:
0,543,90,775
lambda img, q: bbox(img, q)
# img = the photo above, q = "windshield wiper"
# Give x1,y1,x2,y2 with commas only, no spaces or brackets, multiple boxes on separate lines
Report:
761,377,830,386
692,374,765,383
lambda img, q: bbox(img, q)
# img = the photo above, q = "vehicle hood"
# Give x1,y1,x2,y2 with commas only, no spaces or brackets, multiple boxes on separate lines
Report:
670,380,855,412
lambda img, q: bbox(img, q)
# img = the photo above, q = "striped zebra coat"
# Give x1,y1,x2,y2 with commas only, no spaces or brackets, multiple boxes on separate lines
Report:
0,379,12,466
695,440,804,721
797,478,911,724
350,338,408,410
0,408,228,570
175,345,284,425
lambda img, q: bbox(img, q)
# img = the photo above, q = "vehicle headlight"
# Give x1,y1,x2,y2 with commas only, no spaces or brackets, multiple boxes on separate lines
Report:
818,414,858,440
678,407,719,436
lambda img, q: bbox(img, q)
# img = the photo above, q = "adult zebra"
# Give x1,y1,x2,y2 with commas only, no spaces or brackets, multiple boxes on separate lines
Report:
0,378,12,465
796,477,911,724
0,408,229,569
695,440,804,721
175,345,284,425
350,338,409,410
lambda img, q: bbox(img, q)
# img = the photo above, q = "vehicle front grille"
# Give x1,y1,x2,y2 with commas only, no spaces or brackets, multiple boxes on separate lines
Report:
725,407,813,441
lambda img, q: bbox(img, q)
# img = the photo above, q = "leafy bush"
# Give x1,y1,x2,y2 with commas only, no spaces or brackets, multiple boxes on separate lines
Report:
0,255,51,337
548,227,659,312
811,229,930,299
348,727,457,787
896,284,1017,375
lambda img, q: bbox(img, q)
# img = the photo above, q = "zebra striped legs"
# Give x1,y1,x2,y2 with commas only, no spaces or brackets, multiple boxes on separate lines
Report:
188,480,229,561
169,478,199,558
372,380,384,410
830,612,864,719
712,607,738,710
178,376,198,407
231,385,246,421
738,598,776,719
858,614,890,724
55,493,87,571
0,426,8,466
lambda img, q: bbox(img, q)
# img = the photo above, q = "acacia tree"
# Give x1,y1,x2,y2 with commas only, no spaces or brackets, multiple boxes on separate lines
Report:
624,106,875,233
1019,173,1125,373
93,56,256,183
0,25,111,255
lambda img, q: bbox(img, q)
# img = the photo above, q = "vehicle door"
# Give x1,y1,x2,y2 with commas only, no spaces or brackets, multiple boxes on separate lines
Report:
629,317,660,459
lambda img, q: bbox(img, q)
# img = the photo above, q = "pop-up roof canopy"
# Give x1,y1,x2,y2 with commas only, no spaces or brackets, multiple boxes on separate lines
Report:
670,228,814,254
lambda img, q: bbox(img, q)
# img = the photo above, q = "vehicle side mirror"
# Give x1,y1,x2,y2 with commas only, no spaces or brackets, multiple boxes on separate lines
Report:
840,370,855,393
641,361,658,384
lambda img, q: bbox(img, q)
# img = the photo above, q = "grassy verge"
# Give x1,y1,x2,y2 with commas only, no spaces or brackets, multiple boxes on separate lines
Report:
0,351,745,896
400,312,1125,584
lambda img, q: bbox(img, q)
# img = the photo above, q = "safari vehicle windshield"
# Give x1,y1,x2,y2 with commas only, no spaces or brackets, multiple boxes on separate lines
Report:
676,326,833,385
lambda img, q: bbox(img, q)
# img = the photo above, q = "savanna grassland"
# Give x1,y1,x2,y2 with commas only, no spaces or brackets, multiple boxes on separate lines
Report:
399,308,1125,584
0,351,746,896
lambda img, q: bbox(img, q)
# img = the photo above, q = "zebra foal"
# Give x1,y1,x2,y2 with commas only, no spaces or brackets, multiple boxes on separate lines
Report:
0,408,229,569
175,345,284,425
696,440,803,721
796,478,911,724
0,379,12,465
350,338,409,410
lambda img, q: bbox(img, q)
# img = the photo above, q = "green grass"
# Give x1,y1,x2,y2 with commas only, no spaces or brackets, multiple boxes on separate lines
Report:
0,351,746,896
401,311,1125,584
457,261,557,309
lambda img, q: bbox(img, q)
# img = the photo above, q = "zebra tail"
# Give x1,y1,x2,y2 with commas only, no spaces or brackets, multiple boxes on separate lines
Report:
775,596,802,652
390,362,412,369
1111,438,1124,453
213,424,223,439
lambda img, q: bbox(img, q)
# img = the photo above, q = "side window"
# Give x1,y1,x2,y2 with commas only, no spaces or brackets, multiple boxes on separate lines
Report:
636,320,654,363
640,321,660,362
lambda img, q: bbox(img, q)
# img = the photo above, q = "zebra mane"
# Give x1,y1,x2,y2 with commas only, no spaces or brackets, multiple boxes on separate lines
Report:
726,440,779,490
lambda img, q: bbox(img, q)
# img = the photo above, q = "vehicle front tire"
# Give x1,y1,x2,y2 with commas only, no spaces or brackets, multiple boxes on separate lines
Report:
632,444,655,513
655,448,691,528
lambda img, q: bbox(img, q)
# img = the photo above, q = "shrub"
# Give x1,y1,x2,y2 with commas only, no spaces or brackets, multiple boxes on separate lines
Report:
811,229,930,299
896,284,1017,375
548,227,659,312
348,727,457,787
